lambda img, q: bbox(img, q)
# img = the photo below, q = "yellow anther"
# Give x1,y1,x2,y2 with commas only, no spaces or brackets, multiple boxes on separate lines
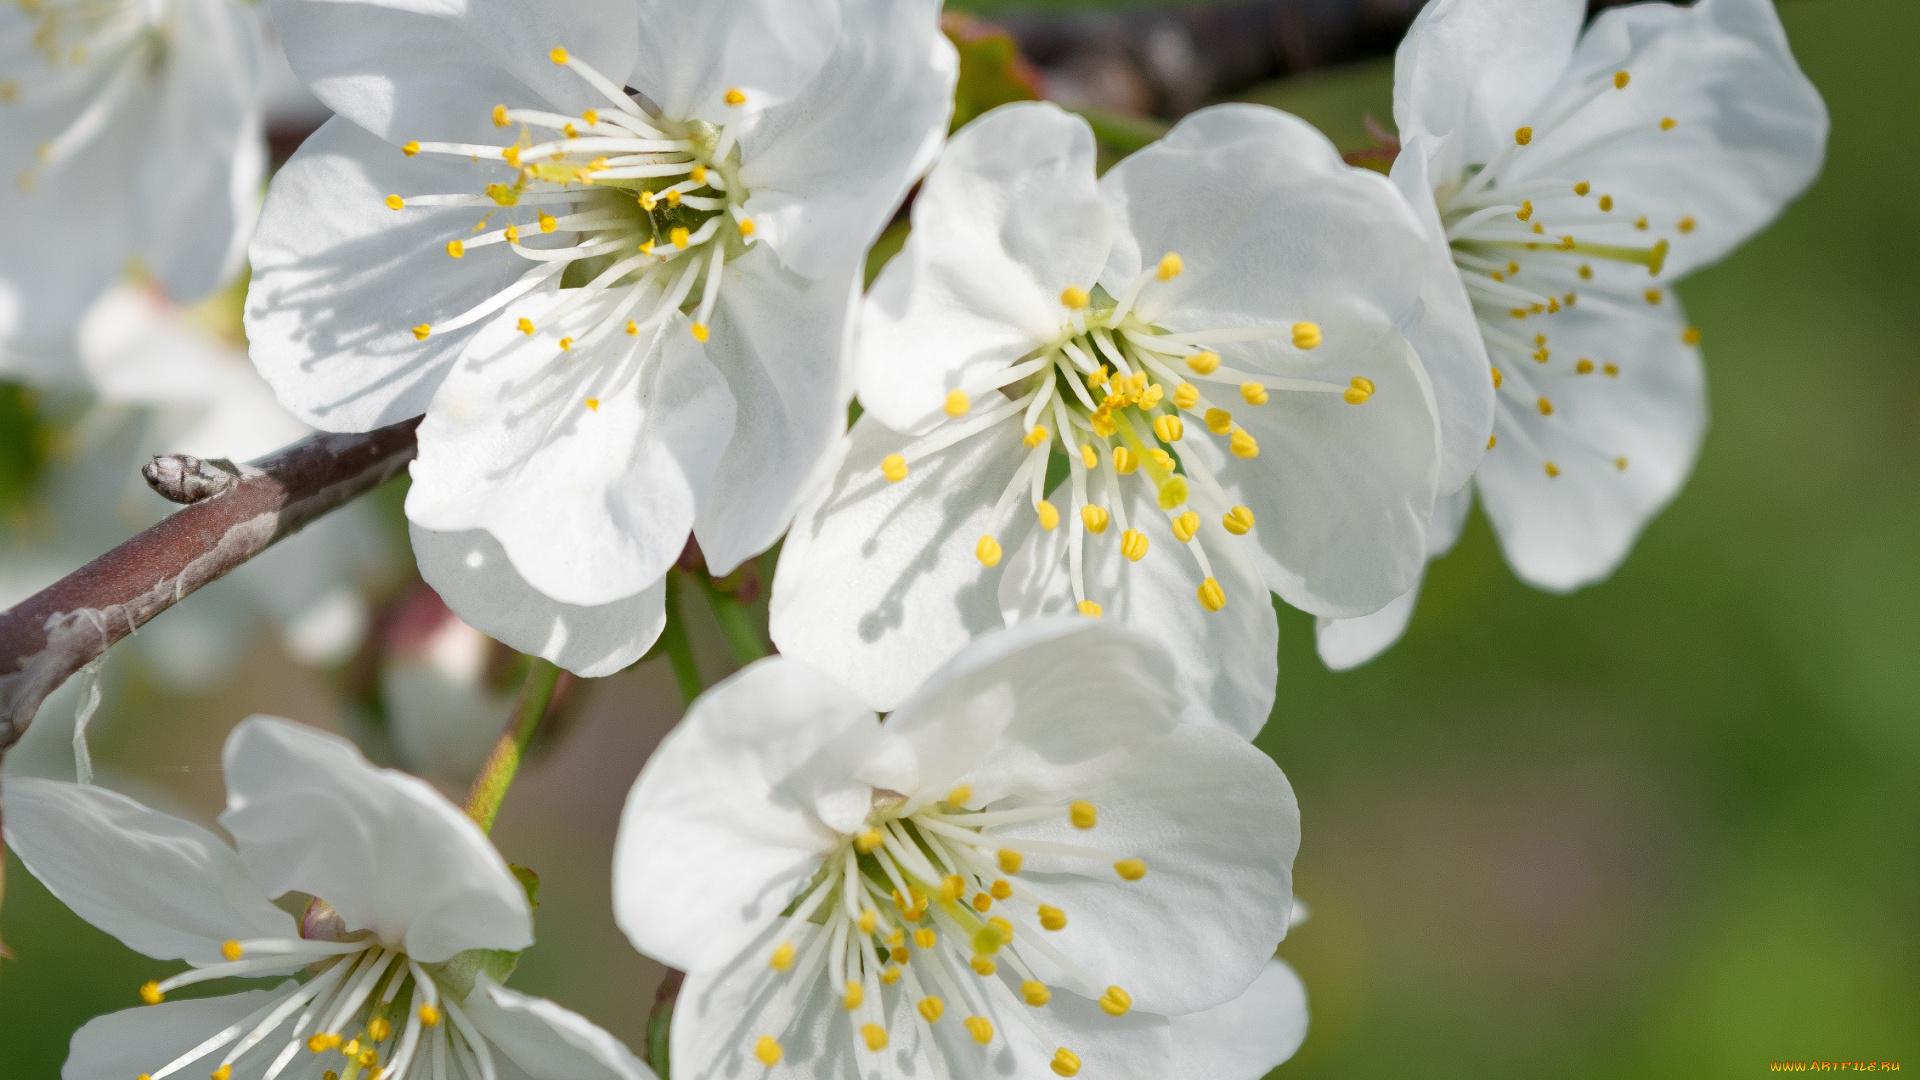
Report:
1155,252,1185,281
856,829,885,853
418,1004,442,1027
972,891,993,913
563,123,578,139
403,141,421,157
492,104,510,127
1229,428,1259,460
911,929,937,951
504,225,521,243
1491,367,1504,389
1240,382,1269,406
1139,382,1165,409
639,190,658,211
1112,447,1138,475
583,109,600,125
1172,382,1200,410
344,1040,362,1058
1156,474,1188,509
626,320,640,336
1060,286,1090,310
358,1050,379,1069
666,189,682,208
222,939,245,961
368,1015,394,1042
671,227,690,248
213,1066,233,1080
1088,365,1111,388
307,1034,335,1053
1545,461,1562,477
1077,600,1103,618
1615,71,1631,89
881,454,909,483
1153,414,1184,442
886,925,906,947
1660,116,1677,131
1089,410,1117,438
1683,327,1702,346
140,981,164,1005
1636,215,1650,230
966,1017,994,1044
1186,350,1221,374
1196,578,1226,612
518,318,536,335
940,874,967,902
995,852,1022,877
1511,307,1529,319
1203,408,1234,435
844,981,864,1010
754,1035,783,1066
413,321,433,341
1515,126,1533,146
1616,456,1630,471
538,210,557,233
1679,216,1697,234
1074,444,1096,471
1052,1048,1083,1077
1574,182,1591,196
1120,529,1148,562
769,941,795,970
1604,362,1620,376
1037,904,1069,931
1023,425,1050,449
1517,200,1534,222
446,240,465,259
919,996,946,1022
1021,980,1053,1007
1537,397,1554,416
858,909,878,934
1099,985,1134,1016
558,337,574,352
1645,288,1663,305
971,956,997,976
948,785,972,806
1148,447,1176,474
1345,376,1375,405
690,323,710,343
1080,504,1110,534
1487,434,1497,449
384,194,404,211
550,47,570,65
1576,359,1595,375
938,388,971,418
726,87,748,107
1036,500,1060,531
1599,195,1614,213
1547,295,1563,311
1171,511,1199,543
1222,506,1256,536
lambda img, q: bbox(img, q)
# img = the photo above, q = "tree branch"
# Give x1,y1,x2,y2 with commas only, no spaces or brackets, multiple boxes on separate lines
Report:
0,419,421,754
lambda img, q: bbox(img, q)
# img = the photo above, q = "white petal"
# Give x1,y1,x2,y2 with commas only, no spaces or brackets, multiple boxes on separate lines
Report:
62,988,298,1080
739,0,955,281
857,102,1112,433
692,246,855,576
137,0,264,308
1,776,295,965
1180,308,1441,618
769,414,1030,712
1313,483,1472,671
1476,292,1704,592
613,657,882,973
462,977,655,1080
999,474,1277,739
1392,0,1585,173
407,290,733,605
628,0,839,122
270,0,639,146
411,525,667,678
984,724,1298,1015
877,620,1184,807
1507,0,1827,280
218,717,533,962
673,920,1176,1080
1169,959,1309,1080
1391,132,1497,494
245,115,547,432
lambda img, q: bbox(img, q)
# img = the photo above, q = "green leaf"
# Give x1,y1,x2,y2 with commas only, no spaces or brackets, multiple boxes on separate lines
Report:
510,864,541,909
944,13,1044,132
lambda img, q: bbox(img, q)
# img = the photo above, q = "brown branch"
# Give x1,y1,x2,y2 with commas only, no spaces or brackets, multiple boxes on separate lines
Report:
0,419,421,754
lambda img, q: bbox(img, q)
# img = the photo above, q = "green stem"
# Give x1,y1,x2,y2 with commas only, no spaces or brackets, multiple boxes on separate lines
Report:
464,658,564,833
697,574,769,667
660,572,705,708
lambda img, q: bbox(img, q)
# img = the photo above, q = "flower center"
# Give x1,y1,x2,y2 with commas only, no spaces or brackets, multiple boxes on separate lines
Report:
878,253,1371,615
129,905,494,1080
1436,67,1694,478
5,0,169,193
750,785,1143,1075
395,47,760,360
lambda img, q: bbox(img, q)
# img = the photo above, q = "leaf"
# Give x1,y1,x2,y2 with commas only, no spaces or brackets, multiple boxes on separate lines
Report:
943,13,1045,132
510,863,541,909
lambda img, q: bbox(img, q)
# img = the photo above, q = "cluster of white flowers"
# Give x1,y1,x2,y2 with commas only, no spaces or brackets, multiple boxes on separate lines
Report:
0,0,1823,1076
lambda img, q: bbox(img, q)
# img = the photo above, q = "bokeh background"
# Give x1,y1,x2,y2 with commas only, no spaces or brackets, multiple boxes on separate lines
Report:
3,0,1915,1076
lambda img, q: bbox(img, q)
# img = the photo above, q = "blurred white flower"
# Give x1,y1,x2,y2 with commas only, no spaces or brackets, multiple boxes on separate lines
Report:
773,101,1450,736
2,717,652,1080
371,584,521,788
0,0,263,347
0,283,391,689
613,619,1300,1080
247,0,957,676
1318,0,1827,668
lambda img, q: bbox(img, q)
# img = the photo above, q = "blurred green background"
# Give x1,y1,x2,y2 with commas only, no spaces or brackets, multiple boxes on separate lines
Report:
4,0,1915,1076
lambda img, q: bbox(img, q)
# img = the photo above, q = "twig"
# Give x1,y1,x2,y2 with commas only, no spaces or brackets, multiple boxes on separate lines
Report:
0,418,422,756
